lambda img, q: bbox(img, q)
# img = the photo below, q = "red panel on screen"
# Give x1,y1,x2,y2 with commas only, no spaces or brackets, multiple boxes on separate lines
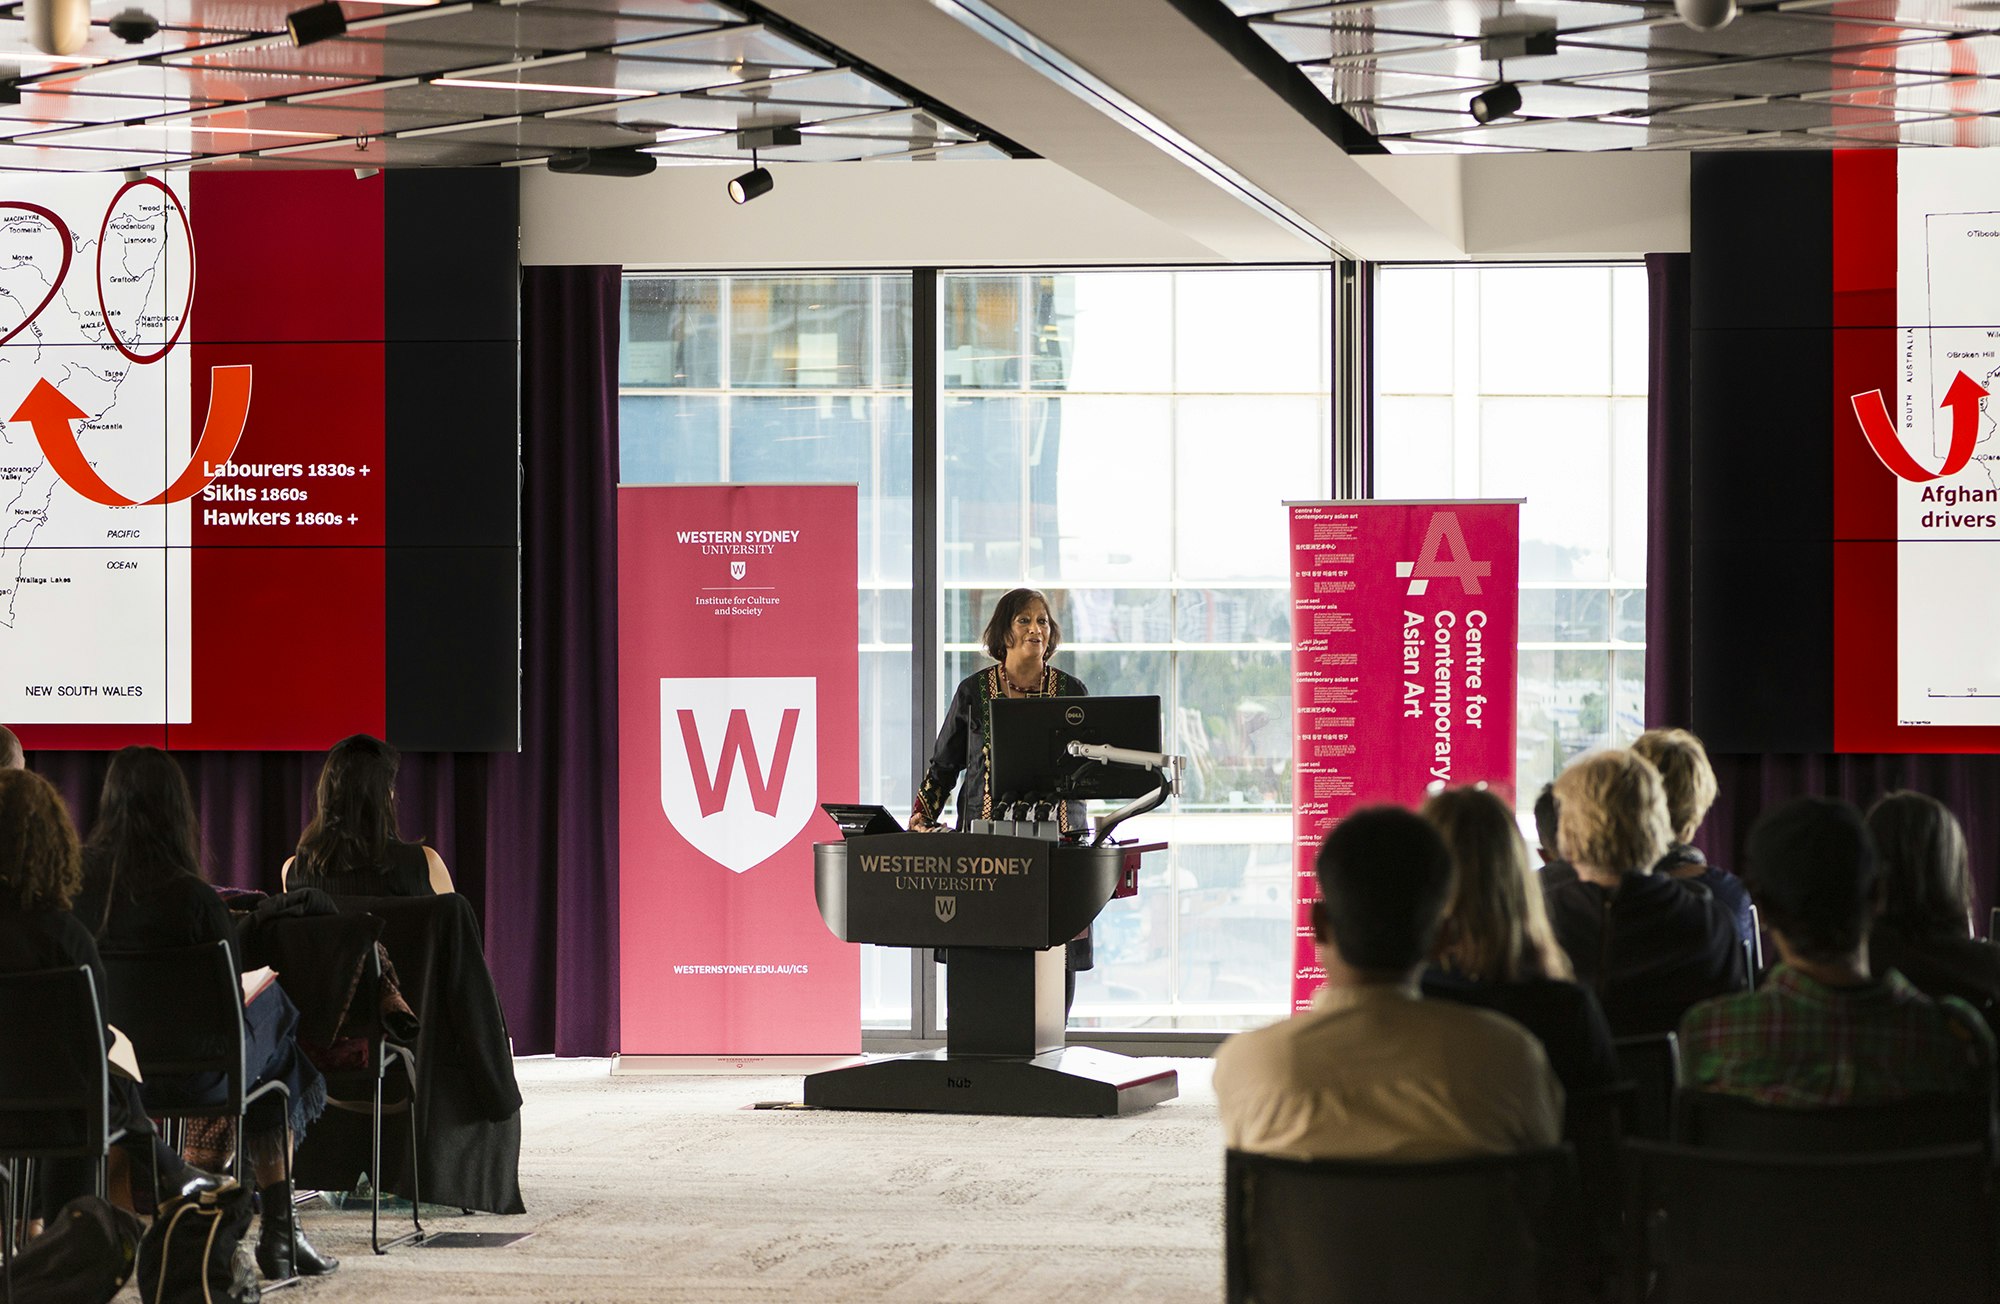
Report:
190,171,384,343
172,548,385,750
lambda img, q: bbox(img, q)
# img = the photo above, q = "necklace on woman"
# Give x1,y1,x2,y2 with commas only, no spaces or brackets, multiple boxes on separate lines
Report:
1002,665,1044,696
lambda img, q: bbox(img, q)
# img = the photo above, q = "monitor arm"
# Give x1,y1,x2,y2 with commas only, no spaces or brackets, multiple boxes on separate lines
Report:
1065,741,1183,846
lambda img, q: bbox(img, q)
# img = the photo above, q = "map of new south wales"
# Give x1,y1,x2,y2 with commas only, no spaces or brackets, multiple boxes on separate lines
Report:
0,176,192,725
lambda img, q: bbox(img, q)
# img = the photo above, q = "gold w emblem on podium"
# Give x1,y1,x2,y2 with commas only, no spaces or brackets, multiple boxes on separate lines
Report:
934,895,957,923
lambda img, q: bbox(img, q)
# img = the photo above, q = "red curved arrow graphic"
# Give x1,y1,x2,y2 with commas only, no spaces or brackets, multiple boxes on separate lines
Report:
1852,370,1988,482
15,364,252,507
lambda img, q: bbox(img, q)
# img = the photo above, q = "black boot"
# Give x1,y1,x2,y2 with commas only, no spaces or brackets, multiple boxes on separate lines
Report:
255,1182,339,1280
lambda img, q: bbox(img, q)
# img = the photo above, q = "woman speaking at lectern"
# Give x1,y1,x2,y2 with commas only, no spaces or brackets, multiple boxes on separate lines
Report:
911,587,1093,1006
910,587,1089,834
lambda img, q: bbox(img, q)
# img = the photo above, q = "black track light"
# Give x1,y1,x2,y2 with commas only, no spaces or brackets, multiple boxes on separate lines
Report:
285,1,346,47
1469,81,1522,123
727,165,773,204
547,148,657,178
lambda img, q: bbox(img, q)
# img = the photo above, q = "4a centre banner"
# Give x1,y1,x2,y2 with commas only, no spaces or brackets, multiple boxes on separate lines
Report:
1287,500,1520,1012
618,483,859,1055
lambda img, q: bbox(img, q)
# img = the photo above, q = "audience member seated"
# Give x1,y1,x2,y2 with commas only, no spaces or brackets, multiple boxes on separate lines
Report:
1420,785,1619,1095
0,723,21,772
277,735,524,1215
72,746,336,1280
1864,790,2000,1036
0,769,214,1228
1679,796,1994,1106
1545,750,1748,1037
1534,782,1577,890
1630,727,1754,950
281,734,454,896
1215,805,1563,1160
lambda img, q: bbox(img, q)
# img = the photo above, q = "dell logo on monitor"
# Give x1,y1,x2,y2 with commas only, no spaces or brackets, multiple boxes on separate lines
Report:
1064,705,1085,726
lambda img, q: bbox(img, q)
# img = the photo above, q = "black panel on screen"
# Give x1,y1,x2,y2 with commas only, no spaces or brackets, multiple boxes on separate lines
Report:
386,341,518,550
1691,153,1830,333
384,170,519,343
382,170,521,752
386,546,518,751
1689,152,1835,752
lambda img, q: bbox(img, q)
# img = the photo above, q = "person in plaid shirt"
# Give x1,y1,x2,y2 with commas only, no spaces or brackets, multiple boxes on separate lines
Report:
1678,796,1995,1107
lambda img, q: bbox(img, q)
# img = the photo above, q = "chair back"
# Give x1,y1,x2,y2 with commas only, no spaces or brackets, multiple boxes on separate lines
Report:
1676,1090,1994,1155
1224,1146,1584,1304
1623,1139,1999,1303
0,965,112,1161
1612,1032,1679,1141
99,941,246,1109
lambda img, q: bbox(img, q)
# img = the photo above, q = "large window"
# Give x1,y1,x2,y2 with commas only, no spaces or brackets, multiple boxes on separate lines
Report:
620,274,915,1028
1373,265,1649,803
939,269,1332,1029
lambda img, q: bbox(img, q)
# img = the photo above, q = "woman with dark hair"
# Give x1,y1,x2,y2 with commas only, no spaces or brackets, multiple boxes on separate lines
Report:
911,588,1088,834
1420,785,1618,1093
282,734,452,896
73,746,336,1280
1865,790,2000,1033
911,588,1092,1005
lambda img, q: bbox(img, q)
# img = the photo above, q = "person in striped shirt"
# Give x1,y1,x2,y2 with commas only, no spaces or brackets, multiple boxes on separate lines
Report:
1678,796,1994,1108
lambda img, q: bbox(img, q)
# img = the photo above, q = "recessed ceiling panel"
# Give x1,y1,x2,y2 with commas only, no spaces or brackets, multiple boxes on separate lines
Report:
1306,63,1490,100
1647,95,1928,128
1366,39,1705,80
0,142,197,170
264,134,549,165
1251,19,1449,60
300,78,631,114
1385,80,1666,115
185,101,465,134
1408,115,1712,147
615,24,834,73
418,115,665,149
1579,55,1906,96
176,35,498,79
1814,109,2000,143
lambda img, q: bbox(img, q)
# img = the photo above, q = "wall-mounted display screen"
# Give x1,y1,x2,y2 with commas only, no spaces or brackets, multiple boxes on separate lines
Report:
2,169,519,751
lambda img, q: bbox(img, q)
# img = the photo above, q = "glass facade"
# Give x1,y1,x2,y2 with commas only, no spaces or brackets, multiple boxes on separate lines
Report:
1374,264,1650,808
939,270,1332,1029
616,262,1645,1039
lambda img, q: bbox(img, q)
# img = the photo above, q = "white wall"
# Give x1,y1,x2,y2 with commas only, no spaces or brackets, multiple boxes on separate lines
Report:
523,151,1692,269
523,159,1256,268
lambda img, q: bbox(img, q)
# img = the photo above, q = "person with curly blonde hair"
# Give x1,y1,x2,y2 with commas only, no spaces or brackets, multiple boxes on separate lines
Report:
1420,785,1618,1093
1544,750,1749,1036
1631,727,1754,949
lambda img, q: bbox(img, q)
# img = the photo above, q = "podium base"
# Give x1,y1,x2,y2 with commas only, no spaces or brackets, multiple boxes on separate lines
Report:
802,1046,1178,1118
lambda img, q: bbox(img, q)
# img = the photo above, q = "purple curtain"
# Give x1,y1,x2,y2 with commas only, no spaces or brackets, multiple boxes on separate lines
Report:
1645,253,2000,920
35,264,623,1056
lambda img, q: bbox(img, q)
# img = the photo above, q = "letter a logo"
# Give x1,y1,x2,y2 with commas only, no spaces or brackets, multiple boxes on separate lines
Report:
660,677,817,874
1396,511,1492,596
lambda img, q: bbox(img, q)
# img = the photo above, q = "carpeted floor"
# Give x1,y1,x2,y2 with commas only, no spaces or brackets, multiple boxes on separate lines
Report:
117,1057,1224,1303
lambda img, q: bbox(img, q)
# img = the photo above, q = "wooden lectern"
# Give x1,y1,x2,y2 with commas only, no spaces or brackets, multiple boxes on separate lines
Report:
805,831,1179,1117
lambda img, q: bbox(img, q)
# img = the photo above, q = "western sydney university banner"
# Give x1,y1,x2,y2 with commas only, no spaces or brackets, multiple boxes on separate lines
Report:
618,483,860,1054
1288,500,1520,1012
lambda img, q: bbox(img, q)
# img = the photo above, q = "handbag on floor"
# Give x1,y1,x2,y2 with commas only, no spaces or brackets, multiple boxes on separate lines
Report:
8,1194,143,1304
136,1178,261,1304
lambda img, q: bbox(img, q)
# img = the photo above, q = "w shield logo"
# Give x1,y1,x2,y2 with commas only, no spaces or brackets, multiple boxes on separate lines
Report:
1396,511,1492,596
660,677,817,874
730,561,746,580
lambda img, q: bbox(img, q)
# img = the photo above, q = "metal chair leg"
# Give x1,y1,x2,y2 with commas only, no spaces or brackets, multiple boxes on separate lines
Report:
371,1048,422,1254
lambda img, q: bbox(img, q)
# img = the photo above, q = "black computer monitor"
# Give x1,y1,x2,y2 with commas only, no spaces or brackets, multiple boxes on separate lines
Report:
988,695,1163,803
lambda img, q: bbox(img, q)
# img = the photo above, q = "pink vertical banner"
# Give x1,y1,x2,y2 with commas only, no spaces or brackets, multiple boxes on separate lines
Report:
618,484,860,1054
1288,501,1520,1013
